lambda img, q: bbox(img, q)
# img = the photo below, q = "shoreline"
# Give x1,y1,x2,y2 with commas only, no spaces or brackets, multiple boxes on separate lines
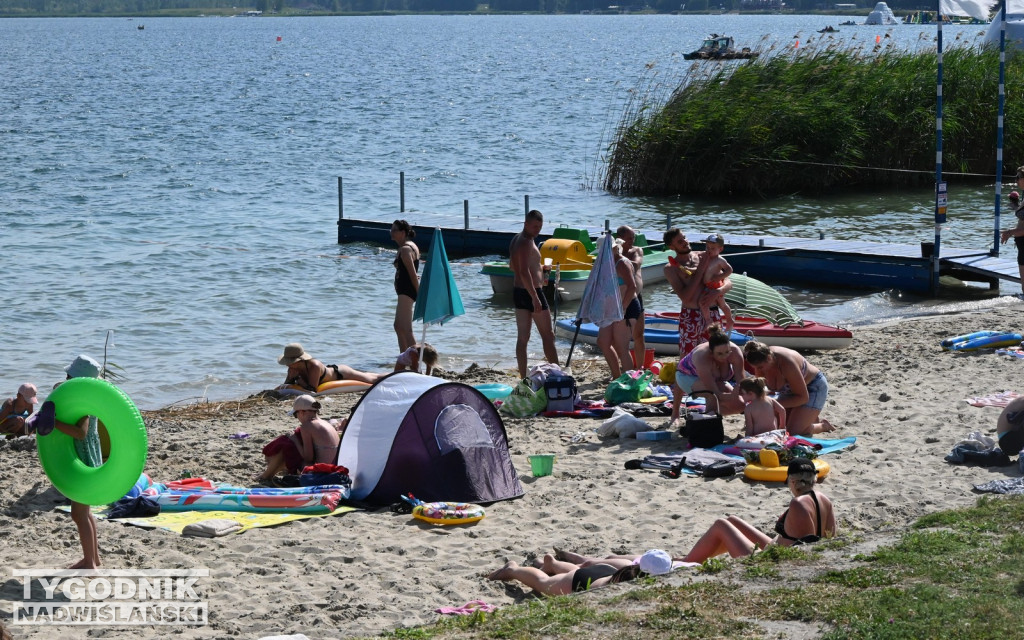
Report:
1,304,1023,638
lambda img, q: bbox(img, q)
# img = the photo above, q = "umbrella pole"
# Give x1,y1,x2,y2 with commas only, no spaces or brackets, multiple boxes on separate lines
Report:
418,324,427,374
565,317,582,369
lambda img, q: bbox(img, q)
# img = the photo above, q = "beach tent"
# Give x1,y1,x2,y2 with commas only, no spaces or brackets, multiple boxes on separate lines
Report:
336,371,523,506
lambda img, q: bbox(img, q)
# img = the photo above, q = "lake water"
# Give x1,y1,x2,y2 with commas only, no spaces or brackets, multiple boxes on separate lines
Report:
1,14,1014,409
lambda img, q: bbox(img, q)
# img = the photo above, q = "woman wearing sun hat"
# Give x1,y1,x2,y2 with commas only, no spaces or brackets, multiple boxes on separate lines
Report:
278,342,381,392
0,383,39,437
999,170,1024,295
679,458,836,563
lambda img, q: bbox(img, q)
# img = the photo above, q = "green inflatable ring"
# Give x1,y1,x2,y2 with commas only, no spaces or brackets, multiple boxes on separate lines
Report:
37,377,147,506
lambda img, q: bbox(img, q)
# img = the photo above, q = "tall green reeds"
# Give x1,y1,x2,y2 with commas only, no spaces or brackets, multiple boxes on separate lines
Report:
603,36,1024,197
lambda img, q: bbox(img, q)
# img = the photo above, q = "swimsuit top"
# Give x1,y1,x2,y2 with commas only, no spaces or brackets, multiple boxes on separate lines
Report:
678,348,734,383
1,399,30,419
1016,202,1024,222
776,357,809,396
774,491,823,544
394,245,420,294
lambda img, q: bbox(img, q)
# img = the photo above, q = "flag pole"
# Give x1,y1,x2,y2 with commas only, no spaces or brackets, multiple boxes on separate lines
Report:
994,0,1008,256
933,2,946,295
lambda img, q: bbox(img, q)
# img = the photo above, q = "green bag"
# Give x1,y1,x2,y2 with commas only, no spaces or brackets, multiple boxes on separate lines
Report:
499,379,548,417
604,371,654,405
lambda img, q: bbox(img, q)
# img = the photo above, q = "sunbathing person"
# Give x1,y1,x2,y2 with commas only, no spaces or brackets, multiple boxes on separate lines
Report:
279,343,382,391
257,395,342,484
558,458,835,567
487,549,673,595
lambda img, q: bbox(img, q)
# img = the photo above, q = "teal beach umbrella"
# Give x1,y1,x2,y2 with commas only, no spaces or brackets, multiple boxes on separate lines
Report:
413,228,465,367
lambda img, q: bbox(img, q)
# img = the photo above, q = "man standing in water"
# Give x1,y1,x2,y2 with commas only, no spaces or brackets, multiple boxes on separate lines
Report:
616,225,646,369
510,209,559,378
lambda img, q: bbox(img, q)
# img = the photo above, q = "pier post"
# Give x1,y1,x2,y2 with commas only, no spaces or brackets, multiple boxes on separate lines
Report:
342,177,350,244
666,213,671,231
400,172,405,213
819,231,824,240
605,219,610,232
464,200,469,230
759,239,764,247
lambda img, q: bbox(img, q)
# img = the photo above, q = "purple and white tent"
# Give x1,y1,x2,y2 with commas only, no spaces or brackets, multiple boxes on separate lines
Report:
336,371,523,506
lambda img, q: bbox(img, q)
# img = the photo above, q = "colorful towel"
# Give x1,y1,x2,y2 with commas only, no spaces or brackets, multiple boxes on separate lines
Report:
964,391,1022,408
61,504,358,535
996,347,1024,359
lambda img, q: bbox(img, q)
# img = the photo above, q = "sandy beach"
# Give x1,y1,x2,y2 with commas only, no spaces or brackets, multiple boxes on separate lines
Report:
2,302,1023,639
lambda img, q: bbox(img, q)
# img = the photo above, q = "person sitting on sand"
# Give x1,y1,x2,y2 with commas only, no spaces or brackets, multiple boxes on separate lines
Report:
487,549,674,595
394,343,438,376
996,395,1024,457
0,383,39,437
257,395,342,485
558,458,835,567
739,377,786,437
742,340,834,436
279,343,382,391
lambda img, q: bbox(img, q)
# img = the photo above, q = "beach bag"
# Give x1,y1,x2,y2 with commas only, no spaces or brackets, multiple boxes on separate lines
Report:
605,370,654,405
681,391,725,448
500,378,548,417
702,460,737,478
544,373,577,413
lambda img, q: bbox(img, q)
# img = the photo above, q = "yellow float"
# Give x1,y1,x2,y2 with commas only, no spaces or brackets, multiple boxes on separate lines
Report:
412,501,485,526
743,455,830,483
316,380,371,395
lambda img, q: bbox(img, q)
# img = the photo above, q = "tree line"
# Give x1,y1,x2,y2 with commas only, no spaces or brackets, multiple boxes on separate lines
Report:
0,0,949,17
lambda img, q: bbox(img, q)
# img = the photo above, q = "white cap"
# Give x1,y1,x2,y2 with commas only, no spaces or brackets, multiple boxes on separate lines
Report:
636,549,673,575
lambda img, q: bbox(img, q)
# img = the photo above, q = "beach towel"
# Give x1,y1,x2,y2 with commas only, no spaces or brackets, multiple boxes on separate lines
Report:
718,436,856,457
182,518,244,538
964,391,1022,408
61,504,359,535
995,347,1024,359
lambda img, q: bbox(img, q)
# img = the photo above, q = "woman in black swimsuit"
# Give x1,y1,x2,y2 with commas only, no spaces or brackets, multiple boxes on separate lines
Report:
999,169,1024,295
278,343,381,391
391,219,420,352
681,458,836,563
487,555,643,596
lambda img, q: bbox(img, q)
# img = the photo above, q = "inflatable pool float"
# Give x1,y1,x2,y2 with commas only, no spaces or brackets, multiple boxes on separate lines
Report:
38,377,148,506
941,330,1000,349
155,491,342,514
316,380,372,395
473,383,514,401
946,332,1023,351
744,457,830,482
412,501,485,525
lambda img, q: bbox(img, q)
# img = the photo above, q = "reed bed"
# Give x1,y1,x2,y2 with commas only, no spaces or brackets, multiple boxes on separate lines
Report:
603,34,1024,197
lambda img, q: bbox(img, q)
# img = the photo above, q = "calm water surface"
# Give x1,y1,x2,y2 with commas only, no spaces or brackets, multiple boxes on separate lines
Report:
1,15,1012,408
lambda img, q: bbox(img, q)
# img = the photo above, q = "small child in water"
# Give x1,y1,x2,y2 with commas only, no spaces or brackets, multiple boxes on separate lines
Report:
700,234,734,332
739,377,787,437
395,343,438,375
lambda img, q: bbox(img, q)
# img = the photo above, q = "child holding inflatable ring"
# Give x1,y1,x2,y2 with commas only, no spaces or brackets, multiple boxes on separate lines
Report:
26,355,107,569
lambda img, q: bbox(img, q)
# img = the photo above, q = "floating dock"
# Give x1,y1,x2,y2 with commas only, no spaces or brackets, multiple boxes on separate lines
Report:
337,217,1020,294
334,176,1019,295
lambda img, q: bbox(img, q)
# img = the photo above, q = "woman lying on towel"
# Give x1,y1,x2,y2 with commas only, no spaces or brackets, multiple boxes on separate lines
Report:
257,395,342,485
559,458,835,567
487,549,675,595
278,342,382,391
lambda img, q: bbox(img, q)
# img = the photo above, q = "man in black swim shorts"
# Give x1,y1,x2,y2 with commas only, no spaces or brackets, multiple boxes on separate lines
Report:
509,209,559,378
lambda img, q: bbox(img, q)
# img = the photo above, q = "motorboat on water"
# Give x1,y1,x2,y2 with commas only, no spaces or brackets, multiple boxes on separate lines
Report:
683,34,759,60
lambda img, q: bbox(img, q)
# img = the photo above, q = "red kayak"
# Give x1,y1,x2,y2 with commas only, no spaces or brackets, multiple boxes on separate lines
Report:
652,312,852,350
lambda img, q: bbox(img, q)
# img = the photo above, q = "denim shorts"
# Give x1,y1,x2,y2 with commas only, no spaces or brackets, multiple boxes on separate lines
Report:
675,372,699,395
803,371,828,411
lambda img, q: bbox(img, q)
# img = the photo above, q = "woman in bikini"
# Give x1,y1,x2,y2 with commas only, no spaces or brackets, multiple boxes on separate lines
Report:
278,343,381,391
671,324,747,426
391,219,420,353
679,457,836,563
257,395,341,484
742,340,834,436
486,549,677,595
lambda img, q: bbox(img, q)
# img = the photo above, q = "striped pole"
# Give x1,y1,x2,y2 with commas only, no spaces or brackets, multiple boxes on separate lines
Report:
933,8,944,295
994,1,1008,256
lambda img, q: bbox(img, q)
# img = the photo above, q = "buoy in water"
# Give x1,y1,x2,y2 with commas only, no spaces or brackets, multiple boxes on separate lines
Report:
277,36,282,42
